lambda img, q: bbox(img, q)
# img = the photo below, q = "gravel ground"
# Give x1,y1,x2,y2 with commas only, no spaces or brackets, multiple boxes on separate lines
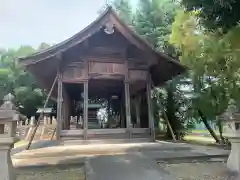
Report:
159,162,239,180
16,166,85,180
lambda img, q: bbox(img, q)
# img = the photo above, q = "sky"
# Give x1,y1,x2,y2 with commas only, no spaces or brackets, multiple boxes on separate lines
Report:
0,0,136,49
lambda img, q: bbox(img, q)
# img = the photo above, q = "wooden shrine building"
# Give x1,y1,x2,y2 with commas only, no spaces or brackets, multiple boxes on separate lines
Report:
20,7,184,142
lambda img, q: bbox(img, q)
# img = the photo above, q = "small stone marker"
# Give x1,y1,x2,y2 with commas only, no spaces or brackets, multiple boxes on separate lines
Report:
43,116,48,125
25,118,29,125
0,93,19,180
30,116,36,126
48,116,52,125
52,116,57,125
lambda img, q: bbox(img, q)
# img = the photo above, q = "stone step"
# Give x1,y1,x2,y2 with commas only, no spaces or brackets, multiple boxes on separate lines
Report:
88,118,98,121
61,138,151,145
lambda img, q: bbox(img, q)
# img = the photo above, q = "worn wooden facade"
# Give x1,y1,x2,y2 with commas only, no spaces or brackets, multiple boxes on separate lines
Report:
20,7,184,142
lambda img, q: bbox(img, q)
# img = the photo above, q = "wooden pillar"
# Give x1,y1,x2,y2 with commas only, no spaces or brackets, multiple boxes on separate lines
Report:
62,86,70,130
83,80,88,140
120,101,125,128
107,97,111,127
56,73,63,140
62,100,66,130
146,80,155,141
0,124,4,134
135,96,141,128
124,81,131,138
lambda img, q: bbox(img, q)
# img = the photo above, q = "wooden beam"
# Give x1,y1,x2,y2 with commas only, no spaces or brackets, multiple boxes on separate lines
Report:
56,72,63,140
135,96,141,128
146,79,155,141
83,80,88,140
109,14,158,64
62,85,71,130
120,99,125,128
26,75,58,149
87,129,126,135
107,96,111,127
124,60,131,138
124,81,131,139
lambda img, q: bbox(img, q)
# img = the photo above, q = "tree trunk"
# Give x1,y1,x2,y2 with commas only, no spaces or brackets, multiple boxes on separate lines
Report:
217,119,225,144
198,109,221,144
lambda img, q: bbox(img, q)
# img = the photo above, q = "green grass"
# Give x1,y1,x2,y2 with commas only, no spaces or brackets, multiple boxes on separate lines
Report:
190,129,209,133
183,135,215,143
189,129,220,134
14,140,28,148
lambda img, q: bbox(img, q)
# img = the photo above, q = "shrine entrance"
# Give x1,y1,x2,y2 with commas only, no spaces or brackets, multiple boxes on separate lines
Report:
63,79,125,130
88,79,125,129
61,78,151,140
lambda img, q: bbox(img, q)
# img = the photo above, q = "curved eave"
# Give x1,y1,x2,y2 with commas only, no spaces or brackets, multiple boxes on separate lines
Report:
19,7,113,66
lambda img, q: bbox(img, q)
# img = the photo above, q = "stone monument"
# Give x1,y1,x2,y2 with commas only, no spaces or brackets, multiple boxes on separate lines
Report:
220,99,240,173
0,93,19,180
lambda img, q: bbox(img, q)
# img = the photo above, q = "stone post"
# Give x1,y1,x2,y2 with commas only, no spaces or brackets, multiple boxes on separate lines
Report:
25,118,29,126
19,120,23,127
0,93,19,180
52,116,57,125
80,116,83,129
220,100,240,174
48,117,52,125
43,116,48,125
30,116,36,126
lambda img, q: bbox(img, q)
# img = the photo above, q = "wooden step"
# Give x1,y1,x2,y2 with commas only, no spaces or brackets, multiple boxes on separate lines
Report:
60,129,151,142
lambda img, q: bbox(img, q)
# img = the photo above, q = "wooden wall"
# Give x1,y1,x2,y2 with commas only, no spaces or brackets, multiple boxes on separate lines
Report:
62,58,148,83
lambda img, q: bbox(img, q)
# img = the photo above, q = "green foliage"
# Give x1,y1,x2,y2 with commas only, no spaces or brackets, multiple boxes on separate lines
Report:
38,43,51,51
112,0,133,25
134,0,179,53
98,0,133,26
180,0,240,32
0,43,51,117
170,9,240,120
110,0,189,137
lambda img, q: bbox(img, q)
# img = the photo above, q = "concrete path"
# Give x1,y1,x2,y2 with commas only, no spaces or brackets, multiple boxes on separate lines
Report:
86,154,175,180
12,141,229,168
12,141,230,179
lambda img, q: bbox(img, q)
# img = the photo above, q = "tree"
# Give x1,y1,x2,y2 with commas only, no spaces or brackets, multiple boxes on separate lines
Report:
112,0,133,25
180,0,240,32
38,43,51,51
134,0,191,139
0,44,51,117
98,0,133,26
134,0,179,53
170,9,240,143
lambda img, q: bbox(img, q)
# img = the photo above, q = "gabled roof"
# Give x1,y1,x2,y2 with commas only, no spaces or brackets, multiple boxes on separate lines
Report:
20,6,185,86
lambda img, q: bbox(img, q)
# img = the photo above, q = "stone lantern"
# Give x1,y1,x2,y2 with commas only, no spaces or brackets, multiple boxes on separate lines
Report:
0,93,20,180
220,99,240,173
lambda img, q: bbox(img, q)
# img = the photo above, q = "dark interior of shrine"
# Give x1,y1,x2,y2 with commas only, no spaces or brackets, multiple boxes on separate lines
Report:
63,79,126,129
63,79,150,129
